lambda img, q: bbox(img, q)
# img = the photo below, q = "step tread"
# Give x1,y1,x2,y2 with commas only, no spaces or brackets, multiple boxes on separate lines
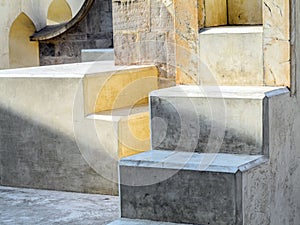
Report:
120,150,266,173
150,85,289,99
87,104,148,121
108,218,192,225
81,48,114,53
0,61,156,78
200,25,263,35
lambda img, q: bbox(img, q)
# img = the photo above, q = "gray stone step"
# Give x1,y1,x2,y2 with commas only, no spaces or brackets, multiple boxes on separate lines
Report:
81,48,114,62
118,150,267,225
150,85,289,155
199,26,263,85
108,218,192,225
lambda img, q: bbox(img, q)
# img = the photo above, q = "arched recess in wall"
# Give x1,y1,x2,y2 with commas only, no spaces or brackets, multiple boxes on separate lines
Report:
47,0,72,25
9,13,39,68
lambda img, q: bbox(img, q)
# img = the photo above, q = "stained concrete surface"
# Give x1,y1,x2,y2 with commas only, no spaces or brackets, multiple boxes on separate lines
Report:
0,186,119,225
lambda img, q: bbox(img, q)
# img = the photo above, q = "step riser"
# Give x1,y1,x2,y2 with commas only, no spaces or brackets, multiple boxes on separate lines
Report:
199,27,263,85
150,96,267,155
120,166,242,225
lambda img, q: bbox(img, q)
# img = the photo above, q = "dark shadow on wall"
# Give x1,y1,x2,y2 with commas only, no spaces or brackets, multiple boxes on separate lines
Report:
38,0,113,65
0,106,117,195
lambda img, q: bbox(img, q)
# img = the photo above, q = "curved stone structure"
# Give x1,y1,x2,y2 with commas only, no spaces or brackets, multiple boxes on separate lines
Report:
30,0,95,41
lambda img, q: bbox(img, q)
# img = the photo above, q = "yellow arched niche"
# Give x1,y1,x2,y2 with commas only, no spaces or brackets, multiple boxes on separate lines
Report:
9,13,39,68
47,0,72,25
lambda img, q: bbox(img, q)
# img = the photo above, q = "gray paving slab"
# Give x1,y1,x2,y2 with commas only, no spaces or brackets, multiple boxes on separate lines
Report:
0,186,119,225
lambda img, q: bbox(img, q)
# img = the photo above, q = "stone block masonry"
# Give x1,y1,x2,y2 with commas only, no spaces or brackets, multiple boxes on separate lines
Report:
112,0,176,86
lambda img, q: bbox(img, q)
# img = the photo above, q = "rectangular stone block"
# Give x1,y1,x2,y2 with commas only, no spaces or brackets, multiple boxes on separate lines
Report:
199,26,264,85
81,49,114,62
174,0,199,84
263,0,290,87
0,61,158,195
0,62,121,195
204,0,227,27
112,0,150,32
228,0,262,25
150,85,289,155
119,150,266,225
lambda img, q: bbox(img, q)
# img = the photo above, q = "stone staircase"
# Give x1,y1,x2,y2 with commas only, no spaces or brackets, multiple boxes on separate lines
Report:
111,86,288,225
108,0,291,224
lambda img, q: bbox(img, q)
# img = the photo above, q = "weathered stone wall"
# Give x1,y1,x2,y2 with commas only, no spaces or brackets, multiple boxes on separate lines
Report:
39,0,113,65
263,0,290,87
112,0,176,87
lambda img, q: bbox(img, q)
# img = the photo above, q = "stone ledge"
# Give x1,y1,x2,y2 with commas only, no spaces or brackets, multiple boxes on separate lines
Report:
120,150,266,173
150,85,289,99
200,26,263,34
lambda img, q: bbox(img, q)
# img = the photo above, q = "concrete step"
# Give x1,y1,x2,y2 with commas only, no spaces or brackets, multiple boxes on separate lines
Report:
83,61,158,114
150,85,289,155
87,105,151,159
0,61,158,195
108,218,192,225
81,48,114,62
199,26,263,85
118,150,267,225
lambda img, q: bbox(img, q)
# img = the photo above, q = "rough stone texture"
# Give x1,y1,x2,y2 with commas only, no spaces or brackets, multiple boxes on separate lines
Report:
267,93,299,224
263,0,290,86
111,0,293,88
242,163,271,225
239,93,300,225
150,85,288,155
174,0,199,84
199,26,264,85
112,0,176,83
0,186,119,225
39,0,113,66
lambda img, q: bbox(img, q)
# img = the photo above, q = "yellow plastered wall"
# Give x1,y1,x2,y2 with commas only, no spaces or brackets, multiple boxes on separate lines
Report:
9,13,39,69
93,67,158,113
118,112,150,158
47,0,72,25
